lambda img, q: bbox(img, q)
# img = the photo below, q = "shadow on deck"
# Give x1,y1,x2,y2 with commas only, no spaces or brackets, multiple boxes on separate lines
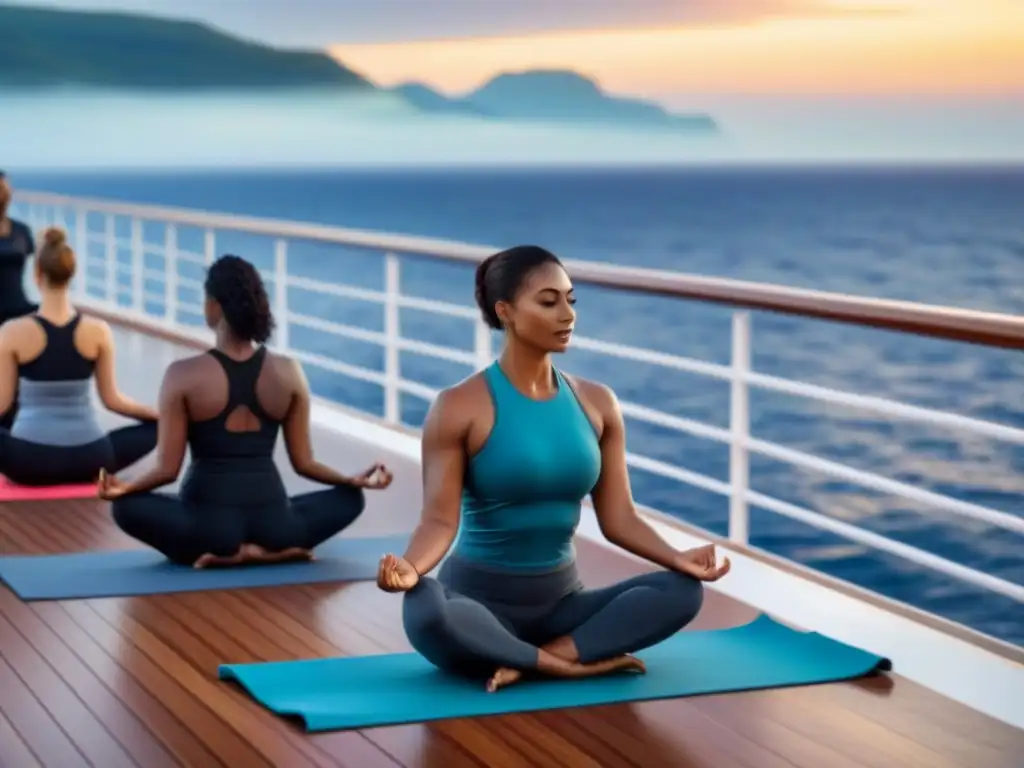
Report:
0,327,1020,767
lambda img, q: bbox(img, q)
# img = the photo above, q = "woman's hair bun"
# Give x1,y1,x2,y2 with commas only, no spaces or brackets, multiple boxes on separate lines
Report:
43,227,67,248
473,246,563,330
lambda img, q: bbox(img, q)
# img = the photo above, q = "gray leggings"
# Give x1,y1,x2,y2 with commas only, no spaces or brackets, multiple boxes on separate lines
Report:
403,555,704,677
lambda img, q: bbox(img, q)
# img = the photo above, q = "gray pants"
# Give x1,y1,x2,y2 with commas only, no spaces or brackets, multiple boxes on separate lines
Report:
403,554,704,677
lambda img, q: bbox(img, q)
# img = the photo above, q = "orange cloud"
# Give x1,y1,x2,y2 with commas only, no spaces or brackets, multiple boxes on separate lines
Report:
329,1,1023,98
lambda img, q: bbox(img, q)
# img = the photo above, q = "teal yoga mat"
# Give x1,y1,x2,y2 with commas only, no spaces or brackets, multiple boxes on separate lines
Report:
0,534,409,600
219,614,891,731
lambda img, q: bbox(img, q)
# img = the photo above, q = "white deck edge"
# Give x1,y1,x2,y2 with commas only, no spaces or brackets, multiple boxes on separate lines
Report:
88,304,1024,731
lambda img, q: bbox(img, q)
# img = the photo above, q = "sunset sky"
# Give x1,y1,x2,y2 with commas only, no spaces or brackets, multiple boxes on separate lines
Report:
11,0,1024,163
20,0,1023,101
329,0,1024,101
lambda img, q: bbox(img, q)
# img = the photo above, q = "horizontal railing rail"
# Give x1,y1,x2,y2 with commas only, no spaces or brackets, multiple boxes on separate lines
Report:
18,190,1024,349
11,192,1024,611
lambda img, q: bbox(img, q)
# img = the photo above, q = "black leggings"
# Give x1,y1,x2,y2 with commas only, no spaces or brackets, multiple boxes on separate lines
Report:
0,421,157,486
111,483,366,565
403,555,704,677
0,403,16,431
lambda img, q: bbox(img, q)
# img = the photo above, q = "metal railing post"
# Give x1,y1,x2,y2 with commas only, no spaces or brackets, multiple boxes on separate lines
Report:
728,311,752,544
104,214,117,306
474,320,493,370
204,229,216,266
130,218,144,312
74,208,88,298
273,239,290,351
383,254,401,423
164,225,178,324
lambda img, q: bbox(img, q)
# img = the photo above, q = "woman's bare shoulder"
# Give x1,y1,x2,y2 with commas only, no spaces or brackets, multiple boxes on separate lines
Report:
0,315,34,337
77,313,110,335
426,371,490,428
562,372,618,412
438,370,490,407
163,351,218,386
0,315,42,351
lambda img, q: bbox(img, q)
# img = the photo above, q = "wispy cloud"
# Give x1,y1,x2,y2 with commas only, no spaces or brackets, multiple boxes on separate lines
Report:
330,1,1021,99
11,0,898,47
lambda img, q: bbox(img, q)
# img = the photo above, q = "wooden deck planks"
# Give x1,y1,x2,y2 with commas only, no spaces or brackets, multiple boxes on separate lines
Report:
0,327,1021,767
2,495,1021,768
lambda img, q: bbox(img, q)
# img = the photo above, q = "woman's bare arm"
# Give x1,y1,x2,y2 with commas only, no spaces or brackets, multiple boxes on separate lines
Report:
0,323,18,416
92,321,159,421
118,360,189,494
586,381,685,571
400,386,470,576
280,358,363,486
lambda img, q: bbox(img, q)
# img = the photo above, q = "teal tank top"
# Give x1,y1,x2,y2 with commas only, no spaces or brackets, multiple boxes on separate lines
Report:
453,361,602,572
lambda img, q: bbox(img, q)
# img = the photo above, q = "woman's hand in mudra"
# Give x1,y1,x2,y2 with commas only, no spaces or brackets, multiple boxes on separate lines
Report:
351,463,394,491
673,544,731,582
377,553,420,592
96,468,129,501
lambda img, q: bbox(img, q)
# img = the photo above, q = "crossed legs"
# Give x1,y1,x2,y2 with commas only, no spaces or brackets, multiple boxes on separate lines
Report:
112,484,366,567
403,568,704,689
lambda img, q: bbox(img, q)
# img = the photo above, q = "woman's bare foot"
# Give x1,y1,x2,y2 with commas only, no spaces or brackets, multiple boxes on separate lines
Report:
484,653,646,693
192,544,314,569
572,654,646,678
537,650,647,680
241,544,314,564
486,667,523,692
540,635,579,663
256,546,315,564
239,543,266,563
193,548,245,569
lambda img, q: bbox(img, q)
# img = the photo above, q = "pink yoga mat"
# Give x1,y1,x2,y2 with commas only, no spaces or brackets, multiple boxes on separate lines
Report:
0,476,98,501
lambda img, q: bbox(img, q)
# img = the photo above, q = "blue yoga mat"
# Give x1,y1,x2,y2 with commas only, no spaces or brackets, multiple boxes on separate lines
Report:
220,614,891,731
0,534,408,600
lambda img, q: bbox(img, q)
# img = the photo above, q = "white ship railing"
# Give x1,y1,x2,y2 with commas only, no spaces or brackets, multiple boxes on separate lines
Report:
12,192,1024,609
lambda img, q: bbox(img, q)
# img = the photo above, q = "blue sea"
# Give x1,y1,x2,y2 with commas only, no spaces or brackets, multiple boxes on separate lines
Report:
15,166,1024,645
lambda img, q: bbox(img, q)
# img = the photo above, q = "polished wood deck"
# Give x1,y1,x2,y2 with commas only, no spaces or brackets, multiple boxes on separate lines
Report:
1,328,1021,767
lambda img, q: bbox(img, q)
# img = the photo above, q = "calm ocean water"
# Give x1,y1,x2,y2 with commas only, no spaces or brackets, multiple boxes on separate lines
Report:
15,166,1024,644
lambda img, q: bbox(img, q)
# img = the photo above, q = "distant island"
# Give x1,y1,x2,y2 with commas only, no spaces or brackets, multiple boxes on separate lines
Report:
0,3,718,134
393,72,718,133
0,4,370,90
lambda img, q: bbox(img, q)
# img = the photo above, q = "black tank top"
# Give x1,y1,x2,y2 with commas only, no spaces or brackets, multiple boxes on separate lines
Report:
18,315,95,381
0,218,35,321
181,346,288,508
187,346,281,459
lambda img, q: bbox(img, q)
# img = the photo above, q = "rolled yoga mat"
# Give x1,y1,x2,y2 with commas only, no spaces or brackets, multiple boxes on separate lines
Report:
219,614,892,731
0,534,409,600
0,476,98,501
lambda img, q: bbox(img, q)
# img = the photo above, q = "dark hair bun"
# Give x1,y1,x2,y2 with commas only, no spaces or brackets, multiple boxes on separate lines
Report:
43,227,67,248
37,226,76,287
473,245,562,330
474,255,501,330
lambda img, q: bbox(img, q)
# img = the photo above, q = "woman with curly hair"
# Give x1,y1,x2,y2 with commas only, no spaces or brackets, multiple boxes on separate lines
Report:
101,254,393,569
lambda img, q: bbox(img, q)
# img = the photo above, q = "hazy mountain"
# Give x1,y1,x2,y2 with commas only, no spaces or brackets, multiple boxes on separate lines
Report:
394,71,718,133
0,4,369,90
1,3,717,133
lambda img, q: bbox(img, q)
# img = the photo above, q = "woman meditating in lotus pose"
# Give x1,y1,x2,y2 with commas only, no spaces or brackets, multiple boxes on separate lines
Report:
0,227,158,486
100,254,393,569
377,245,731,692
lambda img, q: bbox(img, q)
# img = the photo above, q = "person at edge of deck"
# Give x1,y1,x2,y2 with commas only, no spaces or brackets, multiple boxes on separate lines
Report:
376,245,732,692
0,170,40,430
0,227,159,486
98,253,395,569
